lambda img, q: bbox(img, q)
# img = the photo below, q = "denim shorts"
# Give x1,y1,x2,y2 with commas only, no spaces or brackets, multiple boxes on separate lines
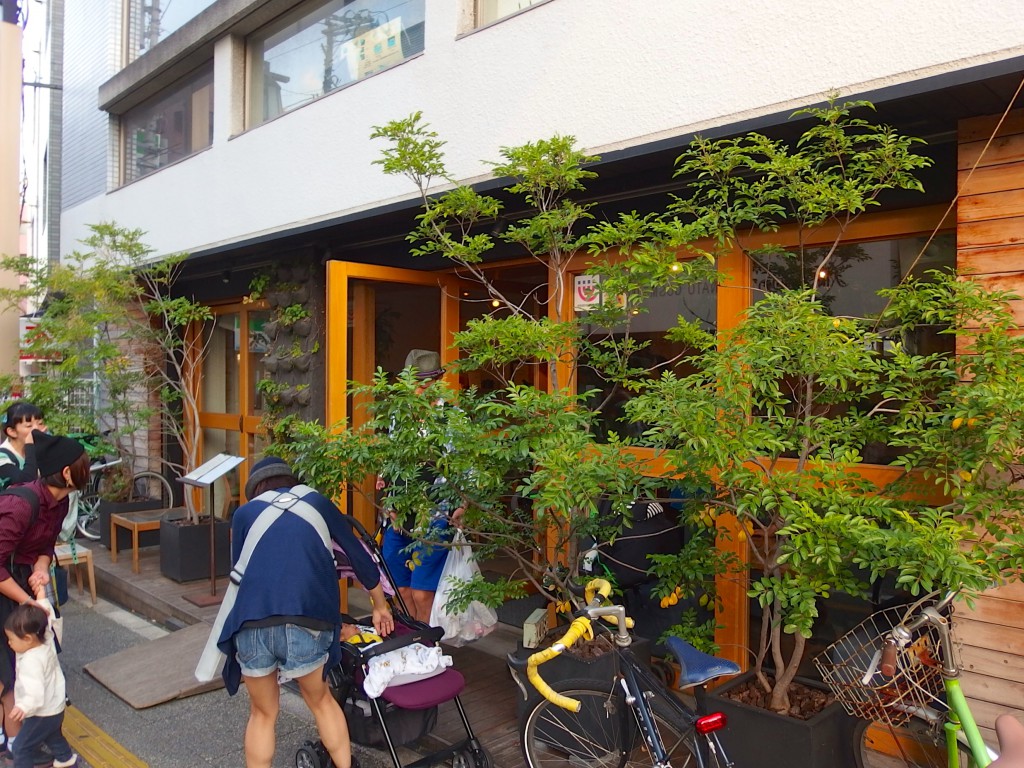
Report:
234,623,333,681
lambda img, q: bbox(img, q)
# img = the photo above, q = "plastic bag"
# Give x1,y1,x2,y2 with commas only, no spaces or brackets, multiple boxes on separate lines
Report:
429,530,497,646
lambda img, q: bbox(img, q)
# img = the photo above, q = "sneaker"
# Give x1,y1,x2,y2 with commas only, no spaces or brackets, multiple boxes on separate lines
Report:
51,755,76,768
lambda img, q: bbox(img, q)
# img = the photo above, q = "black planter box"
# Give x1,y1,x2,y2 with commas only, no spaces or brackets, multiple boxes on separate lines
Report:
159,511,231,583
708,671,858,768
99,500,164,550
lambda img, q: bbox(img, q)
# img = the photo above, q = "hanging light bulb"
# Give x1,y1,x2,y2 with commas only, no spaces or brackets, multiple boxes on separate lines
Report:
491,299,501,308
670,262,681,272
818,268,829,280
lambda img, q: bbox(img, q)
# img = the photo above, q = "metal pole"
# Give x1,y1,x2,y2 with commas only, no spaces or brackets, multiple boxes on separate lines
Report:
209,484,216,596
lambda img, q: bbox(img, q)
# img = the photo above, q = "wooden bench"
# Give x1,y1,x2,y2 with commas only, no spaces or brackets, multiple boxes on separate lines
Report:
110,508,165,574
54,542,96,605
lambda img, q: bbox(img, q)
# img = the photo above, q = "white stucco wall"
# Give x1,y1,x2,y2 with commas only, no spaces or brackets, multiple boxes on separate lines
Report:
61,0,1024,259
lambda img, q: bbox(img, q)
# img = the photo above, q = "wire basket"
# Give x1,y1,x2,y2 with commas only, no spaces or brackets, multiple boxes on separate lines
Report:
814,604,951,727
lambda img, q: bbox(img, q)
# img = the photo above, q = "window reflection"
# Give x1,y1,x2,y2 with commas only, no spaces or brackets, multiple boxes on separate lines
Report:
203,313,240,414
121,65,213,183
248,0,426,126
751,234,956,315
751,233,956,464
476,0,546,26
578,276,718,442
126,0,219,62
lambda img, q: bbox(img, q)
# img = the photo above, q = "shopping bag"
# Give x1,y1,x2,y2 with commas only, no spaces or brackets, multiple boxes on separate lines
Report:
429,530,497,646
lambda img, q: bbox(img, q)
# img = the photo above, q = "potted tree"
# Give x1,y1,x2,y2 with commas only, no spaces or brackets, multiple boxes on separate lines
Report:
611,101,1024,767
10,224,226,581
270,113,724,662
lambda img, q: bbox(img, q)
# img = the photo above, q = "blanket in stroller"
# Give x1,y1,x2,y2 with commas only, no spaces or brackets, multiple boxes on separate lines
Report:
343,623,453,698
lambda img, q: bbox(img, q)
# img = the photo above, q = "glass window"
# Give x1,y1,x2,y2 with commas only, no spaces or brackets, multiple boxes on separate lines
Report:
475,0,547,27
121,65,213,184
578,273,718,441
202,312,241,414
751,232,957,464
248,0,426,126
125,0,219,62
751,234,956,317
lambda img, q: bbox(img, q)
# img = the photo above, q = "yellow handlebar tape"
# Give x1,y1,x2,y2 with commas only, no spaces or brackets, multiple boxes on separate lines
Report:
526,616,594,712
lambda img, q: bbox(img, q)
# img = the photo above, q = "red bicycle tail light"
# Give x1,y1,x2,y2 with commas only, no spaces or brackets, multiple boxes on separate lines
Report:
695,712,727,734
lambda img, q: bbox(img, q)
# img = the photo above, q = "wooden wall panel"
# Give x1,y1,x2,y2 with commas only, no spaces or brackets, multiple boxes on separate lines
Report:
959,244,1024,275
958,188,1024,222
957,163,1024,197
958,216,1024,249
956,109,1024,740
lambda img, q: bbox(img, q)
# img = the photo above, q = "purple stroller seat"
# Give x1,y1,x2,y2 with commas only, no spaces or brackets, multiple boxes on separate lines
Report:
380,668,466,710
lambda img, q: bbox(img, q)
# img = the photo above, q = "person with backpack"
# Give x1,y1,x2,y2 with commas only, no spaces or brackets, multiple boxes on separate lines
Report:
0,432,88,765
0,404,46,491
201,457,393,768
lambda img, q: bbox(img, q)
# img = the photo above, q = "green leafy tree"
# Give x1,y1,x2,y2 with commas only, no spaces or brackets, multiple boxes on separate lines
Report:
0,224,213,517
269,114,725,633
614,100,1024,712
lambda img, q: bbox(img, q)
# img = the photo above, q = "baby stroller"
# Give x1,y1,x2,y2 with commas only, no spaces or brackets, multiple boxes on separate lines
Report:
295,514,492,768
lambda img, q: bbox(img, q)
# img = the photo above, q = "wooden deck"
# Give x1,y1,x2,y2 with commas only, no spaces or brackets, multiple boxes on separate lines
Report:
88,542,526,767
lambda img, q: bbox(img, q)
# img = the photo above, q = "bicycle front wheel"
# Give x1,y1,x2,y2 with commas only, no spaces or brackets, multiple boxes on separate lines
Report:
855,717,979,768
519,678,712,768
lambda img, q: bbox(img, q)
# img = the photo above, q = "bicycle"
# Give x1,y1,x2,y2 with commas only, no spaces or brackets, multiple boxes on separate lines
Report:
508,578,740,767
75,456,174,540
815,590,1000,768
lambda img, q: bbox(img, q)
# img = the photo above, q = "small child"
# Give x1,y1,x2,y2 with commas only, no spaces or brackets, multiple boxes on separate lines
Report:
3,584,76,768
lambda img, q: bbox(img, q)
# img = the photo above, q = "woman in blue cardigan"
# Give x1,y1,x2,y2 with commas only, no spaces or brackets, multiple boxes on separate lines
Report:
219,457,393,768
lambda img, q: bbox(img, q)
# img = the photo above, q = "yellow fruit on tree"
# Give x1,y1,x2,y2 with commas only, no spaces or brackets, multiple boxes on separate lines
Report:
958,470,973,482
952,417,964,430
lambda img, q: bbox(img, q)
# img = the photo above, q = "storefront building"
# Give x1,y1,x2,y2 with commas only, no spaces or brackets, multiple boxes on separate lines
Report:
57,0,1024,739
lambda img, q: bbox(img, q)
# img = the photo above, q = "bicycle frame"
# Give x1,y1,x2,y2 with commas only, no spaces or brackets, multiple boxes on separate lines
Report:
615,645,730,768
522,584,732,768
871,595,997,768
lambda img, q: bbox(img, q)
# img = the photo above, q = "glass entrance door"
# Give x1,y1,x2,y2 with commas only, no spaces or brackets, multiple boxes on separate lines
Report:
326,262,460,530
199,302,271,515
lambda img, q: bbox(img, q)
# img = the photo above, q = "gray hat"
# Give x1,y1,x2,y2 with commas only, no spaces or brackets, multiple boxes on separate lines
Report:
404,349,444,379
244,456,293,500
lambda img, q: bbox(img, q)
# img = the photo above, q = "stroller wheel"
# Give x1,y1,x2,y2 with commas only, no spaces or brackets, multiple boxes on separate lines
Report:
295,741,324,768
453,745,493,768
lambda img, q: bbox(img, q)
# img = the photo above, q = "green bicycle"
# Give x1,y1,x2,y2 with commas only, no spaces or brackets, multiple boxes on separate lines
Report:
815,591,1000,768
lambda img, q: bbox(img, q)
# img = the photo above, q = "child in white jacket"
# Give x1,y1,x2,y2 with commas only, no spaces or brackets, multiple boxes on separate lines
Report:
3,584,75,768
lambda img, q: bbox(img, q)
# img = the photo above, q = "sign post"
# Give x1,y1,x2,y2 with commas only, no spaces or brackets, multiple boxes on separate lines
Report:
178,453,244,605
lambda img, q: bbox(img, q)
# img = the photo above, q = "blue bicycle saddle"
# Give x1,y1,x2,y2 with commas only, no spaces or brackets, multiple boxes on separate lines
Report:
665,636,741,688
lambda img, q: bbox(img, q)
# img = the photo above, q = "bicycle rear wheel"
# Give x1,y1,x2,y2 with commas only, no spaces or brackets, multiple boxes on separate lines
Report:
519,678,713,768
75,490,103,540
130,470,173,507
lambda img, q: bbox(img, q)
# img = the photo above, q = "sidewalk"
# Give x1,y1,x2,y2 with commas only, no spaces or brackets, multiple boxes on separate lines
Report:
78,544,523,766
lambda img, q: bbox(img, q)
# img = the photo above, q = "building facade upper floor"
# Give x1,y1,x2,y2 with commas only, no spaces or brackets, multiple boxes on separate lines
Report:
60,0,1024,261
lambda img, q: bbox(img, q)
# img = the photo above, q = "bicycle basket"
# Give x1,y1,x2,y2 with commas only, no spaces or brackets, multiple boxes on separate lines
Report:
813,604,951,727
